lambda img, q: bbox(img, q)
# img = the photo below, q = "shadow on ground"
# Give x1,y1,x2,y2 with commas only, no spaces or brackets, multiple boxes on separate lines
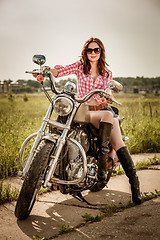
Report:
16,188,131,239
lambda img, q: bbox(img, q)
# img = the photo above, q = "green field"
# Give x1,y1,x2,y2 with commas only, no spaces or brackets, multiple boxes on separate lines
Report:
0,92,160,179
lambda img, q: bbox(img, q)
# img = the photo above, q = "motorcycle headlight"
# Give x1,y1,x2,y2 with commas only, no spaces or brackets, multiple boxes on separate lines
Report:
54,97,73,116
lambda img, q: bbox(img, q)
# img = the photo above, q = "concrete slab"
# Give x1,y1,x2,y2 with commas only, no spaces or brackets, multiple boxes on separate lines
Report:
131,153,160,164
1,168,160,240
57,197,160,240
108,169,160,193
1,153,160,240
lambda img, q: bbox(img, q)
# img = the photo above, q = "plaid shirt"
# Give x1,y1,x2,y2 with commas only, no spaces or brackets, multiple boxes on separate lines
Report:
54,61,112,102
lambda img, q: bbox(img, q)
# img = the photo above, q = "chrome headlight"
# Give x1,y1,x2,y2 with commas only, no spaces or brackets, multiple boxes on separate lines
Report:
54,97,73,116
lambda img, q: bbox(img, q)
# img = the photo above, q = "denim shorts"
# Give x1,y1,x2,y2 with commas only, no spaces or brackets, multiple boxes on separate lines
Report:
102,106,117,118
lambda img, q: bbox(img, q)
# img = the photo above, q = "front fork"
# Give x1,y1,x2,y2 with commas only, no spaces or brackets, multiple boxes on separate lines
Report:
19,102,54,178
19,101,87,187
43,102,87,187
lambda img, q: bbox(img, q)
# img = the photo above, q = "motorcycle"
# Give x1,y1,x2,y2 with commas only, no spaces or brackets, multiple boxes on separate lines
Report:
15,55,127,220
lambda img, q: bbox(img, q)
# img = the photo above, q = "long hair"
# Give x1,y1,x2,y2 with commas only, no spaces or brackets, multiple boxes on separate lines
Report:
80,37,109,76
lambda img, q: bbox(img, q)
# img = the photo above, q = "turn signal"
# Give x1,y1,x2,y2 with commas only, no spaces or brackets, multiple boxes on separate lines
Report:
37,75,44,82
99,97,107,105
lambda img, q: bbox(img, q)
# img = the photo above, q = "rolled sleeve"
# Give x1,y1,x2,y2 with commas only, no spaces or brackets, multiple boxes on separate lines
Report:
54,61,80,78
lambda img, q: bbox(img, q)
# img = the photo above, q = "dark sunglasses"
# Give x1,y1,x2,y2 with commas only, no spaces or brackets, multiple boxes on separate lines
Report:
86,47,101,54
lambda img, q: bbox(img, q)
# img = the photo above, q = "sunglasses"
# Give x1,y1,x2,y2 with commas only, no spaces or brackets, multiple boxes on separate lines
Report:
86,47,101,54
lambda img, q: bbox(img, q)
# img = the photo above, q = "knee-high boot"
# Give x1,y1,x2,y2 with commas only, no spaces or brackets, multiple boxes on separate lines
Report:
97,122,113,182
116,146,142,205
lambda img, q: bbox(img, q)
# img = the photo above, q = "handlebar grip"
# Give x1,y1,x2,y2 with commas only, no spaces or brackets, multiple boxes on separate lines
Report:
25,71,40,74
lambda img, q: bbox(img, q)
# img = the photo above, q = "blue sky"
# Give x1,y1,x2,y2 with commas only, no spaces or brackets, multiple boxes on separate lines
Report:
0,0,160,81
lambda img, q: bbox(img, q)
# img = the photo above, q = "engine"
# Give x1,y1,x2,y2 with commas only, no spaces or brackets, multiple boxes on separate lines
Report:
66,127,98,190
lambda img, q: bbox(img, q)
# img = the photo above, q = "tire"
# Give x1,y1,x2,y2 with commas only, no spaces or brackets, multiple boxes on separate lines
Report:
15,139,55,220
90,171,112,192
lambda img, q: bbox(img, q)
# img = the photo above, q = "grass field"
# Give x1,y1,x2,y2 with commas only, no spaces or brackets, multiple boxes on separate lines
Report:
0,92,160,179
116,93,160,153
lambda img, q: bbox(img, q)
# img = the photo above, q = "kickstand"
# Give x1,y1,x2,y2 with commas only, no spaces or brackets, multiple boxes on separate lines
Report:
71,191,97,206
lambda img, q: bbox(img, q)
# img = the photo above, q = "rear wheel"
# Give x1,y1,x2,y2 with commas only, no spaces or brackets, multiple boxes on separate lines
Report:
15,140,55,220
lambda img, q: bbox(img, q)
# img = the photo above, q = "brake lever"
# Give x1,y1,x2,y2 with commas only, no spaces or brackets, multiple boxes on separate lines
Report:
25,66,51,75
103,92,121,105
110,97,121,105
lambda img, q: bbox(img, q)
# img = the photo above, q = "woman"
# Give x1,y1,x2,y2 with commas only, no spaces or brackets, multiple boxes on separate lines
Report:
42,37,141,204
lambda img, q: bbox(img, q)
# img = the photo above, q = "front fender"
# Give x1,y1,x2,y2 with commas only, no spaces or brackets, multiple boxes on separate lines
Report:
19,132,58,169
42,134,58,143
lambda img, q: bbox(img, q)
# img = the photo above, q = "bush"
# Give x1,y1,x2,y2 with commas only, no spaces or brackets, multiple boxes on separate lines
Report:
0,181,19,204
0,93,52,179
23,94,28,102
118,96,160,153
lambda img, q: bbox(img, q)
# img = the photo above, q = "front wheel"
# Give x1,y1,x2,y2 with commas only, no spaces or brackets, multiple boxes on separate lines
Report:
15,140,55,220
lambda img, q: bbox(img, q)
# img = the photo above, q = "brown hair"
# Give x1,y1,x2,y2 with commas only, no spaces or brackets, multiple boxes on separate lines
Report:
80,37,109,76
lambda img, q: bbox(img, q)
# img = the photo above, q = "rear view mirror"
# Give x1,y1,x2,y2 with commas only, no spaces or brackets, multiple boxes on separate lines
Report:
33,55,46,65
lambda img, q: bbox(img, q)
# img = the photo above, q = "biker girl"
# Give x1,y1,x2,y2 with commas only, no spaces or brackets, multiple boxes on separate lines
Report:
35,37,141,205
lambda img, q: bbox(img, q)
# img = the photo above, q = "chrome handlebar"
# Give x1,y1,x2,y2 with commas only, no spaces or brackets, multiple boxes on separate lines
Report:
75,89,121,105
26,68,121,105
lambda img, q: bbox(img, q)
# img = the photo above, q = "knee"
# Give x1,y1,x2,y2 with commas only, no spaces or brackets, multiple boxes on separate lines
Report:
113,118,119,125
101,111,113,123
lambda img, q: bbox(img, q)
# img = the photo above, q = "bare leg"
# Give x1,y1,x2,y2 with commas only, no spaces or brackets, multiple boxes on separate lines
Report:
108,148,116,160
89,112,124,151
89,110,113,128
110,118,125,151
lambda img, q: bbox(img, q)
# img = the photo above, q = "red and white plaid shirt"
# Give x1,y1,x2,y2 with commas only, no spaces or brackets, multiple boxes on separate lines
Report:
54,61,112,102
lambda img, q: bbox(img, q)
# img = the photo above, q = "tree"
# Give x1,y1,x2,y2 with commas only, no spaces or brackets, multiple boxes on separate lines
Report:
4,79,13,84
26,80,41,88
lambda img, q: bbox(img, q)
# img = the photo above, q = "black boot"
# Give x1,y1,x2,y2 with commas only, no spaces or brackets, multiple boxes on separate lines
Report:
116,146,142,205
97,122,113,182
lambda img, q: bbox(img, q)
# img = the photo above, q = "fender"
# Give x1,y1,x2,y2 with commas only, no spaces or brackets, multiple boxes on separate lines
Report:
42,134,58,143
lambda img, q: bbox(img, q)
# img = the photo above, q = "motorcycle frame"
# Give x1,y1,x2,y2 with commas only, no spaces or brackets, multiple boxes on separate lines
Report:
19,71,121,188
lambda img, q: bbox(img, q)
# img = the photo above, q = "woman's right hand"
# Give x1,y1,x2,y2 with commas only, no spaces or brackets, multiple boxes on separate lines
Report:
32,69,38,78
50,68,58,77
32,68,58,78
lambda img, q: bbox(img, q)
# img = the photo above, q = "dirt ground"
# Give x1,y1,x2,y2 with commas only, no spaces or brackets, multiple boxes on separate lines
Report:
0,153,160,240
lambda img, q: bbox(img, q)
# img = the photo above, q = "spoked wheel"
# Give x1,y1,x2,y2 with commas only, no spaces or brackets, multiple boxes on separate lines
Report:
15,139,55,220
